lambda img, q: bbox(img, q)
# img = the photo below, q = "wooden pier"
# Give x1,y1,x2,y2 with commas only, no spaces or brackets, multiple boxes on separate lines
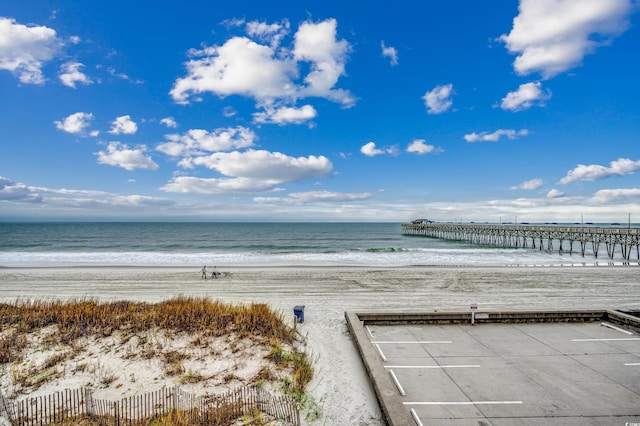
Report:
401,223,640,261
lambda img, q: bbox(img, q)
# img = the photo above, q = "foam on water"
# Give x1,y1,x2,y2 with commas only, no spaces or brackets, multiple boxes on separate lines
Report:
1,222,637,268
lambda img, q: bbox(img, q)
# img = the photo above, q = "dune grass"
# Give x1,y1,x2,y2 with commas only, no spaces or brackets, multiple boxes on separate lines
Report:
0,297,313,403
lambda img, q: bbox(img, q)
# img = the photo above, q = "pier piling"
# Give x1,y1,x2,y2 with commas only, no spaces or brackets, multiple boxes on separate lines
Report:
401,223,640,262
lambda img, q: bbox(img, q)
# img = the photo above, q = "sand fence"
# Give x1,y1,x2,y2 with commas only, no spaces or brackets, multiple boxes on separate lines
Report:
0,385,300,425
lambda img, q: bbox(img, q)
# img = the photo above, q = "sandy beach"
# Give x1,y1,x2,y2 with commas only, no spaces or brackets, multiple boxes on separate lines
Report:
1,265,640,425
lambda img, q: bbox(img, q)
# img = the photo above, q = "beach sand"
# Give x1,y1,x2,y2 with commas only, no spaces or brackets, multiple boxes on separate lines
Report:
1,265,639,425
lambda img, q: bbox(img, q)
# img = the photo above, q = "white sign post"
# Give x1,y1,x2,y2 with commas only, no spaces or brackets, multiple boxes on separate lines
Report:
470,304,477,325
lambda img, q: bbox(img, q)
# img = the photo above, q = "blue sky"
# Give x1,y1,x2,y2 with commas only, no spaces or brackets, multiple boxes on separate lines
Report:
1,0,639,222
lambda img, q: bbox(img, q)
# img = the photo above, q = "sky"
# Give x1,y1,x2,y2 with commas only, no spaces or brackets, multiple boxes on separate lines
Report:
1,0,639,223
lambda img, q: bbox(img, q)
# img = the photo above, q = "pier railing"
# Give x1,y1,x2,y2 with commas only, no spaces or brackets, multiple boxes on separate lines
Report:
401,223,640,261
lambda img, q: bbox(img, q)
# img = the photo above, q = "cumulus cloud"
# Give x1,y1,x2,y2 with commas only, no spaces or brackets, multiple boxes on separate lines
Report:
406,139,442,155
245,19,290,47
160,117,177,128
381,41,398,66
96,142,159,171
253,104,317,125
499,0,633,78
559,158,640,184
54,112,94,134
161,149,332,194
546,188,565,198
591,188,640,203
59,61,92,88
0,17,63,84
293,19,353,105
511,178,544,190
423,84,454,114
109,115,138,135
156,126,256,157
254,190,373,205
170,18,354,112
464,129,529,142
170,37,295,103
360,142,398,157
501,82,552,111
190,149,331,180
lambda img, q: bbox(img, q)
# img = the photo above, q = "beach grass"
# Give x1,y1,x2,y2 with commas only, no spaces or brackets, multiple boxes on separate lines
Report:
0,296,313,424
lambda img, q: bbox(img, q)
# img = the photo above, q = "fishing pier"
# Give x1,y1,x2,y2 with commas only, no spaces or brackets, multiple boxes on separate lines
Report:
401,222,640,261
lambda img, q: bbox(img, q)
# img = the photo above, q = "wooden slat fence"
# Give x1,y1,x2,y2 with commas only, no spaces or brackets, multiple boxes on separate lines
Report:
0,385,299,425
1,388,15,422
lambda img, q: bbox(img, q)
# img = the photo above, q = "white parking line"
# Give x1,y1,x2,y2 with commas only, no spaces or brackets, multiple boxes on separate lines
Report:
410,408,423,426
365,325,375,338
375,344,387,362
624,363,640,366
371,340,452,344
601,322,633,335
404,401,523,406
384,365,480,369
572,338,640,342
388,369,406,396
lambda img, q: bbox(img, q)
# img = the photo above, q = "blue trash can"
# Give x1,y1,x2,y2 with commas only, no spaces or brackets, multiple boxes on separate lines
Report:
293,305,305,323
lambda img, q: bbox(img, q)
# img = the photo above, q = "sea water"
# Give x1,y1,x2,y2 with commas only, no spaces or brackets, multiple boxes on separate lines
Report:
0,222,635,267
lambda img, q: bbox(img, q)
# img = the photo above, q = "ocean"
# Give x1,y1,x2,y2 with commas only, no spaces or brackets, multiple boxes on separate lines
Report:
0,222,634,267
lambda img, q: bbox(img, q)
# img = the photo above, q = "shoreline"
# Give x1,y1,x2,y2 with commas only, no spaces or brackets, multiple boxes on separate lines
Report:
2,265,640,425
1,260,639,270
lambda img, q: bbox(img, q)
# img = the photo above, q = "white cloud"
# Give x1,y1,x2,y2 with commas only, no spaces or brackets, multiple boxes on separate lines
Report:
160,176,278,194
559,158,640,184
59,62,92,88
156,126,256,157
161,149,332,194
501,82,551,111
54,112,94,134
591,188,640,203
109,115,138,135
96,142,159,171
0,17,62,84
191,149,331,181
0,176,175,213
245,19,290,47
464,129,529,142
170,18,354,109
254,190,373,204
500,0,633,78
160,117,177,128
546,188,565,198
170,36,297,104
423,84,453,114
293,19,353,106
406,139,442,155
360,142,398,157
253,104,317,125
0,176,42,202
511,178,544,190
381,41,398,66
223,106,237,117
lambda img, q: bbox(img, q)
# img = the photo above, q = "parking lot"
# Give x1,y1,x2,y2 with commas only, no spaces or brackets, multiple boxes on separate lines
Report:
347,311,640,425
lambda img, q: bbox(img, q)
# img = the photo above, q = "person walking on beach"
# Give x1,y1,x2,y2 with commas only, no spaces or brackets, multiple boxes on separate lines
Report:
201,265,207,279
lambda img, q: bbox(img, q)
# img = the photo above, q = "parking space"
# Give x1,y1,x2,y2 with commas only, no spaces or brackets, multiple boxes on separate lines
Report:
348,313,640,425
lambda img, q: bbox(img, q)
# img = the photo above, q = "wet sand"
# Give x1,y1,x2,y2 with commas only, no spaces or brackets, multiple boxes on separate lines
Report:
1,265,639,425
